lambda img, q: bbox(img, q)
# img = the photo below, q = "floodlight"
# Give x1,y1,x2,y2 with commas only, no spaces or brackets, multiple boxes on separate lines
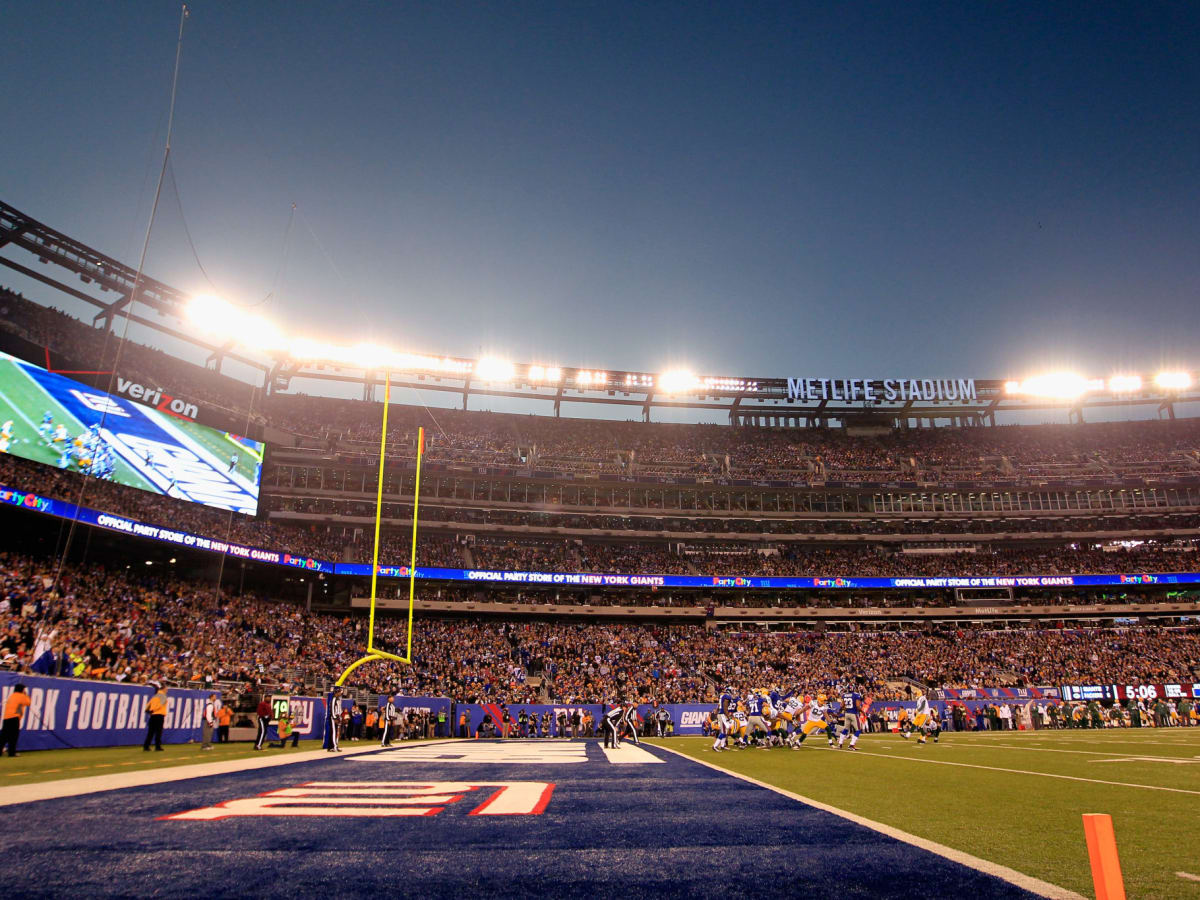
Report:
1007,373,1101,398
658,369,701,394
475,357,515,382
350,342,395,371
244,314,287,353
1107,375,1142,393
186,293,240,339
1155,371,1192,391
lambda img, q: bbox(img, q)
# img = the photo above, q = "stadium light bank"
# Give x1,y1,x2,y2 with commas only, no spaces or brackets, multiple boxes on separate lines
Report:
186,294,1191,402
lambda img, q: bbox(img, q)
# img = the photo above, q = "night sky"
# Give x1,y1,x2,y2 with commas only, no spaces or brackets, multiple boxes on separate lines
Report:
2,2,1198,392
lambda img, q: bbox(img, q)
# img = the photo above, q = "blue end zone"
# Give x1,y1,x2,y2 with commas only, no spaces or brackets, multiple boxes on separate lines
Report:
7,742,1040,898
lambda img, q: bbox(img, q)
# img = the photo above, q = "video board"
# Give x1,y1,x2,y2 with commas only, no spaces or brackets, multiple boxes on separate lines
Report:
0,351,262,515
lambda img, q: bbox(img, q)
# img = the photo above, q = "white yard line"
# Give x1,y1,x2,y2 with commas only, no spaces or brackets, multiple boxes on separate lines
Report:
948,732,1200,747
599,743,665,764
956,741,1200,761
654,743,1084,900
813,744,1200,795
1177,871,1200,882
0,740,462,807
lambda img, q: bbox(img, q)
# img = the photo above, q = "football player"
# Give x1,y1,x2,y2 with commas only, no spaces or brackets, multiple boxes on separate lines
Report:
788,695,830,748
746,689,770,747
903,693,933,744
37,411,54,442
713,686,739,752
836,686,870,750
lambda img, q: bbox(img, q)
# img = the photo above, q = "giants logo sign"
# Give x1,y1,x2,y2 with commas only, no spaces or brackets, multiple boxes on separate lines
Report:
161,781,555,820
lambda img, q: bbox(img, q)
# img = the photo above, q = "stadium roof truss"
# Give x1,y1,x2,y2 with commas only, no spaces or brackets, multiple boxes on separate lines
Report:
2,199,1196,426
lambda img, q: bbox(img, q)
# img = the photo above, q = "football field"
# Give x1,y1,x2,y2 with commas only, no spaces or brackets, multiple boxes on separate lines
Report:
656,727,1200,899
5,730,1197,897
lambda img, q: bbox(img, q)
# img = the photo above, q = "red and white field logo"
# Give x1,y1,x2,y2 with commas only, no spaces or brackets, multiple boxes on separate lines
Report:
161,781,555,820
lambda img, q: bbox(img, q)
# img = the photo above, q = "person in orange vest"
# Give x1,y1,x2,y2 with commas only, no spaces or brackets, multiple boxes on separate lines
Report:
143,682,168,751
2,684,32,757
217,702,233,742
365,708,378,741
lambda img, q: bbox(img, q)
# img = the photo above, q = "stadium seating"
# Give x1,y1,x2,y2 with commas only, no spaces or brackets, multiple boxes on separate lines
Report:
3,552,1197,702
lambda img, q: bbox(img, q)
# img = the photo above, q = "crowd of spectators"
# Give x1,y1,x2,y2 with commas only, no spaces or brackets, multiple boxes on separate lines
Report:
3,553,1197,705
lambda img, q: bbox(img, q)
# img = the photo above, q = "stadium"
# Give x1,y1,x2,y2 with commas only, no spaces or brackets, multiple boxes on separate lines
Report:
3,5,1199,900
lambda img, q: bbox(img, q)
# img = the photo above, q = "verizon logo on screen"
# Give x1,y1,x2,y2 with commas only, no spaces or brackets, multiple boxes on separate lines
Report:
115,378,199,420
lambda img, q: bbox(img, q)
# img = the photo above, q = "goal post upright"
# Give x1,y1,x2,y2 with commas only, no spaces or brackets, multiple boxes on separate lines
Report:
366,369,391,654
405,424,424,662
335,370,418,685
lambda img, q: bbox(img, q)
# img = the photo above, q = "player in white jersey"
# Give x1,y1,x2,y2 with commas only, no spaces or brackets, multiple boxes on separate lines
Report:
788,696,830,748
0,420,13,454
902,694,933,744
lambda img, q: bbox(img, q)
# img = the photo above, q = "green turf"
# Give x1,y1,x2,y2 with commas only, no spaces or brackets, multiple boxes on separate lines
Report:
0,740,323,785
650,728,1200,899
0,736,443,786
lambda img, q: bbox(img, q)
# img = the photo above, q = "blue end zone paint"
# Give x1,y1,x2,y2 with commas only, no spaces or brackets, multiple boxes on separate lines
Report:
7,742,1040,898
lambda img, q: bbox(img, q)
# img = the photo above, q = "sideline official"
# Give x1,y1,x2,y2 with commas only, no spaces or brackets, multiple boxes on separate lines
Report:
143,682,168,751
201,693,217,750
380,694,396,747
2,683,31,757
324,685,343,752
603,701,623,748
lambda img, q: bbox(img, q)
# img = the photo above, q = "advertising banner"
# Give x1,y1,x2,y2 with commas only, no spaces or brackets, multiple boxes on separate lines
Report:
0,483,335,574
3,478,1199,591
0,672,209,751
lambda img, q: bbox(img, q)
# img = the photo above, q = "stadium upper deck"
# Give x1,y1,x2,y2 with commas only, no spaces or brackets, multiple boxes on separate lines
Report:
3,198,1199,432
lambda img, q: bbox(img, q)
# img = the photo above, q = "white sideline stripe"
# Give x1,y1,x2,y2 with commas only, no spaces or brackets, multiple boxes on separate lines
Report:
818,744,1200,795
1177,871,1200,882
0,740,463,807
963,741,1200,761
653,744,1083,900
599,743,665,764
948,732,1200,747
1092,757,1200,765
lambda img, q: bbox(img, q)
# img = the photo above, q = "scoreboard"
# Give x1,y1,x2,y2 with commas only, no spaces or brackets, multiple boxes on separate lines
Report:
1060,683,1200,702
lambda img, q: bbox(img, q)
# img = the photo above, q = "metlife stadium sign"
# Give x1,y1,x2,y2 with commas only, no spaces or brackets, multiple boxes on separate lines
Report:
786,377,977,403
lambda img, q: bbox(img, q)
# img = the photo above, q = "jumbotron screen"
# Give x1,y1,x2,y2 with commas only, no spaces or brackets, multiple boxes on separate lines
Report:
0,351,262,515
